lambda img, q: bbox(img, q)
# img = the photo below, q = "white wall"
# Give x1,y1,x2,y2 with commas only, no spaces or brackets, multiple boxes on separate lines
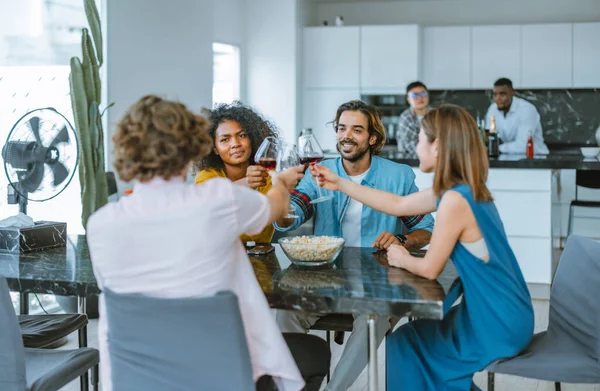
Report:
245,0,300,143
313,0,600,26
214,0,245,45
105,0,214,168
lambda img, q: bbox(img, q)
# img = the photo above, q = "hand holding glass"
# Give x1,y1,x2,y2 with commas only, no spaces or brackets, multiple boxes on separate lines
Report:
277,143,301,219
298,130,333,204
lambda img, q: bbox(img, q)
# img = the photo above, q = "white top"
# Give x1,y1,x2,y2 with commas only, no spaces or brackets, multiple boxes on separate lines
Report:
87,176,304,391
461,238,489,261
485,96,549,155
341,170,369,247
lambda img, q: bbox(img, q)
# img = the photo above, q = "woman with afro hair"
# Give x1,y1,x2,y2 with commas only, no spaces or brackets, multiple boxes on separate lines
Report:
195,101,302,244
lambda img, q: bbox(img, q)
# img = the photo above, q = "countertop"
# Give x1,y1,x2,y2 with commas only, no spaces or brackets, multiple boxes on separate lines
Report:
324,148,600,170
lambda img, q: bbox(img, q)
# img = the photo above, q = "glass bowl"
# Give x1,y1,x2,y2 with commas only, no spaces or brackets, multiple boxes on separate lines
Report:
278,235,345,267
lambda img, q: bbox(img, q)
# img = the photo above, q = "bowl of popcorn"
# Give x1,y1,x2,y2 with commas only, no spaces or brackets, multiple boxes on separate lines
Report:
278,235,345,267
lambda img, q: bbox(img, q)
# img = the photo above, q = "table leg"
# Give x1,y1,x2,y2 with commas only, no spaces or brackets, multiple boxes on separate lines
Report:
78,296,89,391
368,314,378,391
20,292,29,315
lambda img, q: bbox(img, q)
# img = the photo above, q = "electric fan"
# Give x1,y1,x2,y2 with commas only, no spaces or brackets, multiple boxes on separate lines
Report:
2,107,79,215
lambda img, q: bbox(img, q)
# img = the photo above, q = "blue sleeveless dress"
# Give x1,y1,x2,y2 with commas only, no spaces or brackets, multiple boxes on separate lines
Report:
386,183,534,390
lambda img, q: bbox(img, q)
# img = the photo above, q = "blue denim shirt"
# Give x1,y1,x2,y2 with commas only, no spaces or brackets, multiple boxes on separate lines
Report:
274,156,435,247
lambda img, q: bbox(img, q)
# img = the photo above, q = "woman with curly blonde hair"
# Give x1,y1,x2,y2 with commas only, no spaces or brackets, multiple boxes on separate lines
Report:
86,95,329,391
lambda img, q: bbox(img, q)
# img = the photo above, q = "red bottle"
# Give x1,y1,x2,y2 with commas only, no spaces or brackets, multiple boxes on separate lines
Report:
526,135,534,159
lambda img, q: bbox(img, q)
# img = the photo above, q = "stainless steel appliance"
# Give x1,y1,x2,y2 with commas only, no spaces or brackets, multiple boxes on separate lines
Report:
361,94,409,145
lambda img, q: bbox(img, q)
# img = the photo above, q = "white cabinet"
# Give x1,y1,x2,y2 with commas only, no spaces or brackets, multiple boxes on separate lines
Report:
573,22,600,87
303,27,360,89
302,89,360,152
471,25,521,89
360,25,420,93
423,26,471,89
521,24,572,88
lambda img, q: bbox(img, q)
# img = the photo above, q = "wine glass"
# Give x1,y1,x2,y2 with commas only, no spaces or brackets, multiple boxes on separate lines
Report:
277,143,301,219
254,137,279,172
297,129,333,204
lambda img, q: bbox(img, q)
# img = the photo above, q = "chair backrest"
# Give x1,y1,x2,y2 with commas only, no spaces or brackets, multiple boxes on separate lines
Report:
575,170,600,191
548,235,600,360
0,277,26,391
103,289,255,391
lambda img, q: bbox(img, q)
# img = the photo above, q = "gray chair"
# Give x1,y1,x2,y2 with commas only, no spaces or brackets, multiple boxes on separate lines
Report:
0,277,99,391
567,170,600,237
486,235,600,391
103,289,255,391
19,313,88,348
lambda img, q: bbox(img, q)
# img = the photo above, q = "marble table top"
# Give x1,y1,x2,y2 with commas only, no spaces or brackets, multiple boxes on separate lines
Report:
0,235,459,319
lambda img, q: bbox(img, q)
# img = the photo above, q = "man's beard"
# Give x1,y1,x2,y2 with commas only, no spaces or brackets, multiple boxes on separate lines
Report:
336,139,370,163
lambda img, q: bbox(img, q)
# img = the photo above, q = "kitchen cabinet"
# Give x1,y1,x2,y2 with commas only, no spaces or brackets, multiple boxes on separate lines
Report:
422,26,471,89
573,22,600,87
471,25,521,89
521,24,572,88
303,27,360,89
302,89,360,152
412,167,556,284
360,25,420,93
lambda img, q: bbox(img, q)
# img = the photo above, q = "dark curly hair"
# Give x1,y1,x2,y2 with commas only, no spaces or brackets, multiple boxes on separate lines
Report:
113,95,212,182
194,101,279,172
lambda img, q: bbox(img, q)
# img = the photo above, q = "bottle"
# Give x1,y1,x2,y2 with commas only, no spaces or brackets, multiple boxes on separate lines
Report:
526,133,534,158
487,116,499,158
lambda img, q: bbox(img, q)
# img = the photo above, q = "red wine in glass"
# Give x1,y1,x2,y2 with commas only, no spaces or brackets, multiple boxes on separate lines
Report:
298,129,332,204
255,137,279,172
299,156,323,170
258,157,277,171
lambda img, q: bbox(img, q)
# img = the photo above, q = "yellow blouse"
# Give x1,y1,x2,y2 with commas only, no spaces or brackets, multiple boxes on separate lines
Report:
195,168,274,244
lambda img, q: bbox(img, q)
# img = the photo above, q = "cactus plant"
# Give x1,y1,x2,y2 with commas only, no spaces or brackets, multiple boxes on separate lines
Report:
69,0,109,229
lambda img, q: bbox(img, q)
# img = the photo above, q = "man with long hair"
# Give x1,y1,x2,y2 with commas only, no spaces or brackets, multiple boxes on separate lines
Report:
275,100,434,391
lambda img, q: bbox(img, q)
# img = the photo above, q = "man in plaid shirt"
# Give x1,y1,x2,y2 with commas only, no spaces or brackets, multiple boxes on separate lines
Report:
274,100,434,391
396,81,430,154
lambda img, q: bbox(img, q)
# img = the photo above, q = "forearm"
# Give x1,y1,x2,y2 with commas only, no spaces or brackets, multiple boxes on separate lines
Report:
235,177,249,186
499,139,526,154
403,229,431,251
266,183,290,223
338,178,405,216
400,254,443,280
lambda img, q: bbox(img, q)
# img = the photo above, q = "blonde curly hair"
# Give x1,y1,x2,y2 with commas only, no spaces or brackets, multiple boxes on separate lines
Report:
113,95,212,182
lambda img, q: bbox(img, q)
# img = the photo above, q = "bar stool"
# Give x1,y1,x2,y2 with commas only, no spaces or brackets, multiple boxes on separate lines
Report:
567,170,600,237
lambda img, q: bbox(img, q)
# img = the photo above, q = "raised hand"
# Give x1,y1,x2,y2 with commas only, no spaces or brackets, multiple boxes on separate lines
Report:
311,165,341,191
246,165,269,189
272,166,304,190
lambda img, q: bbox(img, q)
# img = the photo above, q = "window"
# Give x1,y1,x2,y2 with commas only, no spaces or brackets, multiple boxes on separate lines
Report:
0,0,101,314
212,43,240,106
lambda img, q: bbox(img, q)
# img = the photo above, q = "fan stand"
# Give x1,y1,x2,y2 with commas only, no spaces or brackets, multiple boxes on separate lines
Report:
7,182,29,215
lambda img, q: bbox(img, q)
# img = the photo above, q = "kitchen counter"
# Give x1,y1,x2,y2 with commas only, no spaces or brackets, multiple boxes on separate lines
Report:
377,150,600,170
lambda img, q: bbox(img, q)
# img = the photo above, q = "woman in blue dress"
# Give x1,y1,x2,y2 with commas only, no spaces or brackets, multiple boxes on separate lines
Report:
312,104,534,390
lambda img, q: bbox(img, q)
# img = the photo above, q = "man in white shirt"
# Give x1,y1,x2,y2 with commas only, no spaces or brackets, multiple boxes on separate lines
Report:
485,78,549,155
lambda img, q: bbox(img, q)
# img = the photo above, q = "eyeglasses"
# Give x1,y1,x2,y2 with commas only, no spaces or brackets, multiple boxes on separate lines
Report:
408,91,428,99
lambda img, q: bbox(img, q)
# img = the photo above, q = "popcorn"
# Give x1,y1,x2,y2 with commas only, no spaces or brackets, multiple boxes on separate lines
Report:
279,235,345,262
